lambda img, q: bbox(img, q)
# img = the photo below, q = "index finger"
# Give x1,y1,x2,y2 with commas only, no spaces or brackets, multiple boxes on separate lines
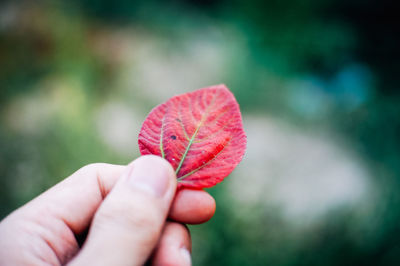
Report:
12,162,215,235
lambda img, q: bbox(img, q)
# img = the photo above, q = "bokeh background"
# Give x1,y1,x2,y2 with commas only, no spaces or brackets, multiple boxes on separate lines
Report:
1,0,399,265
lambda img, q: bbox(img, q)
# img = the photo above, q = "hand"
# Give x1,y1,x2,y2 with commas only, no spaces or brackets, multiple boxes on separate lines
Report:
0,155,216,265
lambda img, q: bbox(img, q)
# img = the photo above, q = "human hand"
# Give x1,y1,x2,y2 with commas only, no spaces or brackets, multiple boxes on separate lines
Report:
0,155,216,265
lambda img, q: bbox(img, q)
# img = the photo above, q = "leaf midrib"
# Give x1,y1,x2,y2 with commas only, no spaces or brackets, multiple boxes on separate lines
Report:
159,116,166,158
175,94,217,177
175,124,201,176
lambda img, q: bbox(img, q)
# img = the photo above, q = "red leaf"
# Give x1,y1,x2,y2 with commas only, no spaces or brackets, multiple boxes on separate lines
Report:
138,84,247,189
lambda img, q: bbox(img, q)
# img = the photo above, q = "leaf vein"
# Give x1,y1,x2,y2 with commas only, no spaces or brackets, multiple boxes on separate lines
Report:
177,138,231,180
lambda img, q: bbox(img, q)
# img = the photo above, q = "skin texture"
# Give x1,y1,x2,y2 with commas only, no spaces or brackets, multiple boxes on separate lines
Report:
0,155,216,266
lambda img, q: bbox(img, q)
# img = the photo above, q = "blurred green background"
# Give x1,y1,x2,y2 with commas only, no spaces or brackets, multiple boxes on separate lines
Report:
1,0,399,265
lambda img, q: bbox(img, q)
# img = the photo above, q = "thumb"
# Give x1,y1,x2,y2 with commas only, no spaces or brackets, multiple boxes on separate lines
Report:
69,155,177,266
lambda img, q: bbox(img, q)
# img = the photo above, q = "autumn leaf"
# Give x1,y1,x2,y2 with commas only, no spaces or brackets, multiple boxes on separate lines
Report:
138,84,246,189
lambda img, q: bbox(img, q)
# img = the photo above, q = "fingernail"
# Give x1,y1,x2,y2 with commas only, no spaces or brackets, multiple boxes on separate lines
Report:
128,156,173,197
180,247,192,266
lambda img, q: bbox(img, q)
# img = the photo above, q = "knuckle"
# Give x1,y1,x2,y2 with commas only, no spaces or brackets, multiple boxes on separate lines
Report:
97,196,162,234
79,163,107,174
131,204,160,228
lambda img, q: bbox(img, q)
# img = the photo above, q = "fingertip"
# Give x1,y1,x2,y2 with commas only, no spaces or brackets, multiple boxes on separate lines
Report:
127,155,177,198
151,222,192,266
169,189,216,224
134,155,176,182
